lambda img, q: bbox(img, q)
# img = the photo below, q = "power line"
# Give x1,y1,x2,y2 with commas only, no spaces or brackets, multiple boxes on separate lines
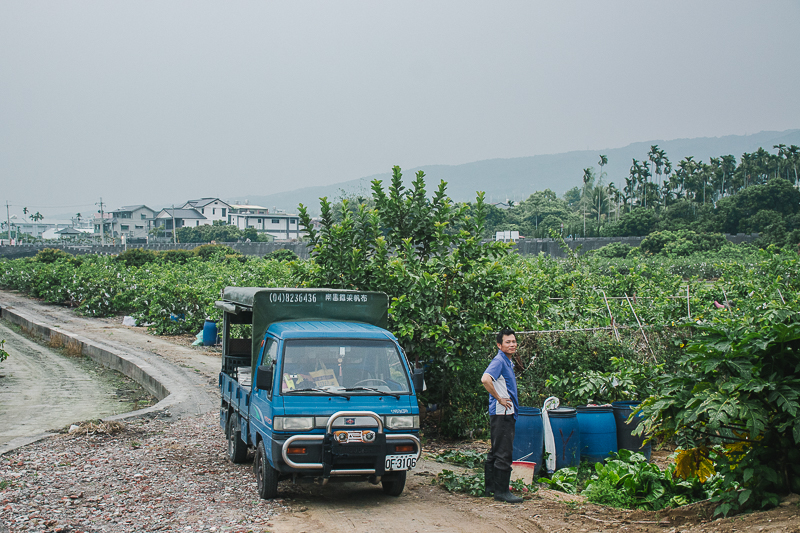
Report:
1,202,97,209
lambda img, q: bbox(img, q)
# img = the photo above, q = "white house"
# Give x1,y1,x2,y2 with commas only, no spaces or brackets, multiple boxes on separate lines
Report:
16,222,64,239
228,204,304,241
154,208,207,238
181,198,231,225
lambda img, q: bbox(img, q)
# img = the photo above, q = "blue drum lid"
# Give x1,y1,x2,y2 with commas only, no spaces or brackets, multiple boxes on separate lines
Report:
547,407,577,417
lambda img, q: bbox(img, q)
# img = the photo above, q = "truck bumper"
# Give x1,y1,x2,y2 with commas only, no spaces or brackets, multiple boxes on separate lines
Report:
270,411,421,478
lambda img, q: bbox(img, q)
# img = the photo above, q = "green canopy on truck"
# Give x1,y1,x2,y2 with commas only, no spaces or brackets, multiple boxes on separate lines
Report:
216,287,390,370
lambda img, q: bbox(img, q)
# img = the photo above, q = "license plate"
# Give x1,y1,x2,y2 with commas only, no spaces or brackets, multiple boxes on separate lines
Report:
385,454,417,471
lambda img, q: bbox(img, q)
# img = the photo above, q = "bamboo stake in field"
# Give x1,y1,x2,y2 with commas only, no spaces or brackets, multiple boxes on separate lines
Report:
722,286,733,314
625,293,655,361
597,288,620,343
686,284,691,319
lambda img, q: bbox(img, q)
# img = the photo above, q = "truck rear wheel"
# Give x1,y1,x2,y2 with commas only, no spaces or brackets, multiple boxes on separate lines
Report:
254,440,279,499
226,413,248,464
381,470,406,496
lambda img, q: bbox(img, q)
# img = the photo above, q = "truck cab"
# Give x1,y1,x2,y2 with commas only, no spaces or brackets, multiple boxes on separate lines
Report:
217,288,423,499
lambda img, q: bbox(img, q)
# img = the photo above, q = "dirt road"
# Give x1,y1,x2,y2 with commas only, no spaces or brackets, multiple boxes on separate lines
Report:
1,290,798,533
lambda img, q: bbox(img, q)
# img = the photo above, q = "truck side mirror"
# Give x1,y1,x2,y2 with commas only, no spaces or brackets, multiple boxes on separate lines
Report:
256,365,274,392
412,367,424,392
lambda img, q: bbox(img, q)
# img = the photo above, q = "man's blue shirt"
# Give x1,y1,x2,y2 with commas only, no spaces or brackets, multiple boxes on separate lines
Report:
484,350,519,420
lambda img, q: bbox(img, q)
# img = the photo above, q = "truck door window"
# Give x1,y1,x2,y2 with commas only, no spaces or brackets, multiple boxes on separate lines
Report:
263,337,278,399
281,339,410,394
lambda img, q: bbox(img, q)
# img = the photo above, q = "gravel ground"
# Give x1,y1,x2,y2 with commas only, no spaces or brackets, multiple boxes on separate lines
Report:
0,411,288,533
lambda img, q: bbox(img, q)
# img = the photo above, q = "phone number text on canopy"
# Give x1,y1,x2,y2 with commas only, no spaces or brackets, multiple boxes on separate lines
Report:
268,292,370,304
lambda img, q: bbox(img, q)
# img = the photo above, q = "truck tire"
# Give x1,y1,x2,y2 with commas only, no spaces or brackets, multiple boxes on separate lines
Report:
226,413,248,464
254,440,279,499
381,470,406,496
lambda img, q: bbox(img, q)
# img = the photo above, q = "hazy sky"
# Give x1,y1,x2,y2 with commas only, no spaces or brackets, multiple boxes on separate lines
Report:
2,1,798,219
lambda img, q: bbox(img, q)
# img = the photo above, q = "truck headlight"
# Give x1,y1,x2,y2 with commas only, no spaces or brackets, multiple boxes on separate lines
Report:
385,415,419,430
274,416,314,431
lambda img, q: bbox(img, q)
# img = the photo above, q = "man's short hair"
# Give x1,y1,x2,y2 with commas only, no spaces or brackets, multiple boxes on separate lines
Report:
496,328,516,345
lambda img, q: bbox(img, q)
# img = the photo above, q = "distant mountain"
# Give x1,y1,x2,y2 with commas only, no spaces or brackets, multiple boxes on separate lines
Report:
233,129,800,215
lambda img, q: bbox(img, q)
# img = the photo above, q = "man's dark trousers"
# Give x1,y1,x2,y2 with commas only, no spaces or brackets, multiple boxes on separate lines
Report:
487,414,515,471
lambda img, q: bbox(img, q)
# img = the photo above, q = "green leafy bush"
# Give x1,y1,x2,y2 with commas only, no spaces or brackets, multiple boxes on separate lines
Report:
436,470,486,496
538,467,579,494
600,208,657,237
265,248,300,262
592,242,634,259
583,450,720,510
115,248,158,267
192,244,239,260
517,333,641,406
640,230,727,257
34,248,72,263
546,356,664,405
638,297,800,516
159,249,194,264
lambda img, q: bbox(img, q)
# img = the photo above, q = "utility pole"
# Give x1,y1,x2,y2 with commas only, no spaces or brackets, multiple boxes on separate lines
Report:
96,198,105,245
5,202,11,246
171,205,176,244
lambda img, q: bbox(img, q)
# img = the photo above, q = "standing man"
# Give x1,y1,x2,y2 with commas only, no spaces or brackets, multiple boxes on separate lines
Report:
481,328,523,503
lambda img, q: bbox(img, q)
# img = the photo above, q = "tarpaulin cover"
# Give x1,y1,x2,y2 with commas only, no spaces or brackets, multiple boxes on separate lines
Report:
218,287,390,370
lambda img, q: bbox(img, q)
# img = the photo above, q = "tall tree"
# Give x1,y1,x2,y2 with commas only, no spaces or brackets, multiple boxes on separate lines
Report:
582,167,595,236
720,155,737,198
775,144,788,180
598,154,608,182
787,145,800,186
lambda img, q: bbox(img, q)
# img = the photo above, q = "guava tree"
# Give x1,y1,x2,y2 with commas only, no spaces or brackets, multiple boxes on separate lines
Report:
298,166,522,435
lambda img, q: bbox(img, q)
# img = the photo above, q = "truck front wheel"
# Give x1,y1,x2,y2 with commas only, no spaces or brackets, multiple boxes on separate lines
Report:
381,470,406,496
254,440,279,499
226,414,248,464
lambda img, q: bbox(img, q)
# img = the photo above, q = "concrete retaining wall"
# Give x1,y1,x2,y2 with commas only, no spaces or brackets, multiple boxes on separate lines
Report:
0,233,759,260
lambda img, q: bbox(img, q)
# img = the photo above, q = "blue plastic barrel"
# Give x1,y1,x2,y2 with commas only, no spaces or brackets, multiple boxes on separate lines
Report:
203,319,218,346
512,407,543,475
576,405,618,464
612,401,651,460
547,407,580,471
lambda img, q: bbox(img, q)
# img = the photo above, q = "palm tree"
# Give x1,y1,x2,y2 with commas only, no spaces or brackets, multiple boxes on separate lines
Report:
590,185,608,230
647,145,661,188
647,146,668,205
582,168,595,236
775,144,788,180
629,159,642,207
660,149,672,200
607,182,618,221
720,155,737,197
598,154,608,181
624,173,636,212
787,145,800,187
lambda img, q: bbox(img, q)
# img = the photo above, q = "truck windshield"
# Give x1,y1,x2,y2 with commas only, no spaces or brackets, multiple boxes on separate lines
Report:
280,339,410,394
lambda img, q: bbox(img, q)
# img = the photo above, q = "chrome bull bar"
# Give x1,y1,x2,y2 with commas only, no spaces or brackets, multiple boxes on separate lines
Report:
280,410,421,475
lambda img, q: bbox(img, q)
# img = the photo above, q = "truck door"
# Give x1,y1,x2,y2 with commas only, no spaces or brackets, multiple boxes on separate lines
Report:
249,336,280,453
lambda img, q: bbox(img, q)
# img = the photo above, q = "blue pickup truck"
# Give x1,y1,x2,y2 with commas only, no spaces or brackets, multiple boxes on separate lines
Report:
217,287,423,499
